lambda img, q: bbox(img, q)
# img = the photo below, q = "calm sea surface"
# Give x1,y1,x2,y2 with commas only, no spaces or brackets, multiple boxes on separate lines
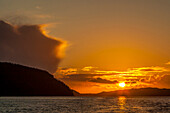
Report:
0,96,169,113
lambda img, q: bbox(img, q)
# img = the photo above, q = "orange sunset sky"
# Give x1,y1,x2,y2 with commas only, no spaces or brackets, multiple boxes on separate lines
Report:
0,0,170,93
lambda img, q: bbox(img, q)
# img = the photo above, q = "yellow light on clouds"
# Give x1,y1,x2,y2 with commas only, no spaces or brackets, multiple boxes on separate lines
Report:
119,82,126,88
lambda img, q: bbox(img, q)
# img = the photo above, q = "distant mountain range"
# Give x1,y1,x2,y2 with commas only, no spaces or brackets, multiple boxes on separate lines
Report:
78,88,170,96
0,62,73,96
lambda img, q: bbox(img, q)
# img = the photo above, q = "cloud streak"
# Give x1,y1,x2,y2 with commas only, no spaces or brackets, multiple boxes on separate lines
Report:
89,78,118,84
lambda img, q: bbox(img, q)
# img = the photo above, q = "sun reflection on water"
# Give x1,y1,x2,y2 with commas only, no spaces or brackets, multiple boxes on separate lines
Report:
118,96,126,110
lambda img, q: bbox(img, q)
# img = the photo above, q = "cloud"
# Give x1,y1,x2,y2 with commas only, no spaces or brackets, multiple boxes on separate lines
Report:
89,78,118,84
56,65,170,93
156,75,170,88
130,67,167,72
0,20,66,72
60,74,102,82
59,73,118,84
81,66,96,71
139,69,157,71
166,61,170,65
0,12,55,26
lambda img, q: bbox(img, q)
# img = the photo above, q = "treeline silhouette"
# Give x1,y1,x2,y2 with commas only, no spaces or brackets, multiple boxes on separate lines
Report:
0,62,73,96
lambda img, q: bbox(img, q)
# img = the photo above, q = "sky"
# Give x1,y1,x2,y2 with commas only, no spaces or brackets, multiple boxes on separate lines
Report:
0,0,170,93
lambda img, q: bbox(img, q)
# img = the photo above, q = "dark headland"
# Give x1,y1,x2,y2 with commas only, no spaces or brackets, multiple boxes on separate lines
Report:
0,62,73,96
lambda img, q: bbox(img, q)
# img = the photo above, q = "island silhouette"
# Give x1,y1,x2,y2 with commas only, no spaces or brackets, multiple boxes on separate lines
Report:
0,62,73,96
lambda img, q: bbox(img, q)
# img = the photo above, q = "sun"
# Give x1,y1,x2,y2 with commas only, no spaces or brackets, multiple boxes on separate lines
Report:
119,82,126,88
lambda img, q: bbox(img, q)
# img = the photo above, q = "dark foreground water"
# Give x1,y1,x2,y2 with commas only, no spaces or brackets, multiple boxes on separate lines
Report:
0,96,169,113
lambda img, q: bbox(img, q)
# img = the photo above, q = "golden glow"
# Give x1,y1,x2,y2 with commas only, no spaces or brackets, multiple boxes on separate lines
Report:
39,24,68,58
39,24,50,37
55,41,67,58
118,96,126,110
119,82,126,88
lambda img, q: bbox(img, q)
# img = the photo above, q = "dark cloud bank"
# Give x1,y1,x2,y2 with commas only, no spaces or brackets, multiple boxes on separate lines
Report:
60,74,118,84
0,20,64,72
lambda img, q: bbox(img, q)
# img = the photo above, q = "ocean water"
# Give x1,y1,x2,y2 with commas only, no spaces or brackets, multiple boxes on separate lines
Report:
0,96,169,113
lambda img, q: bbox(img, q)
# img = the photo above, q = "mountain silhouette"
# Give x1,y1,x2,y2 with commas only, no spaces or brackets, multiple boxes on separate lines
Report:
0,62,73,96
80,88,170,96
